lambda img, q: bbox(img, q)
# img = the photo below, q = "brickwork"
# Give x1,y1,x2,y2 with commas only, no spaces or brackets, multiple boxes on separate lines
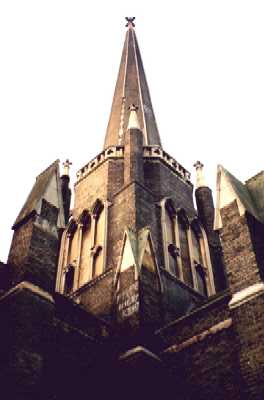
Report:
140,266,161,327
7,200,61,292
0,285,108,400
231,292,264,399
144,160,195,216
124,127,144,185
25,224,59,292
8,217,34,283
107,159,124,198
220,200,262,293
73,161,109,215
75,270,114,321
157,293,243,399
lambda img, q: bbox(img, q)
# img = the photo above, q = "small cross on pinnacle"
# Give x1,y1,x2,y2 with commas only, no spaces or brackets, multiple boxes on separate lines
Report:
193,161,204,170
125,17,135,28
62,159,72,177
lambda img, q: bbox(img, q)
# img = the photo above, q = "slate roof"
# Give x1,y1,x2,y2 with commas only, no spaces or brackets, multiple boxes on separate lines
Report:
13,160,60,228
104,22,161,149
214,165,262,230
222,166,259,220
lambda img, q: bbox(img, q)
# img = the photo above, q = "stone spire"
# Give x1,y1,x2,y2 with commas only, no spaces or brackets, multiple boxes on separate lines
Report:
104,18,161,149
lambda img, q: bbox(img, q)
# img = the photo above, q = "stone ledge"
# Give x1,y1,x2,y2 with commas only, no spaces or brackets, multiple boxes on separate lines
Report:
163,318,232,355
229,282,264,309
0,281,54,303
119,346,161,366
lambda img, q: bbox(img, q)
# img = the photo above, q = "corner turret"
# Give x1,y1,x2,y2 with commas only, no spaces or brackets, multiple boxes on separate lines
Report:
61,159,72,224
194,161,227,291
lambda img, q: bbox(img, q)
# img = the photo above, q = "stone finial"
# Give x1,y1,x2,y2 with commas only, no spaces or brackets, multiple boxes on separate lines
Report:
125,17,135,28
194,161,207,188
62,159,72,177
127,104,140,130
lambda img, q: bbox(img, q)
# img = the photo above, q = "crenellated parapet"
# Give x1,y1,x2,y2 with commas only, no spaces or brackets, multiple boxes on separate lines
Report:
143,146,191,185
76,146,124,183
76,145,191,186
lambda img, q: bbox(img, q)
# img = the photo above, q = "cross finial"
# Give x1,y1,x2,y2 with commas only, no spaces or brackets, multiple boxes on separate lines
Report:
125,17,135,28
193,161,207,188
62,159,72,177
193,161,204,170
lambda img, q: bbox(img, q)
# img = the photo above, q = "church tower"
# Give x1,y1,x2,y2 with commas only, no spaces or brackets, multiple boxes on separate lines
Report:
56,18,220,334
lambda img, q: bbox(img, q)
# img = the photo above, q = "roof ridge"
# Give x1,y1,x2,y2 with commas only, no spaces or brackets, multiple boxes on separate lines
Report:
36,159,60,180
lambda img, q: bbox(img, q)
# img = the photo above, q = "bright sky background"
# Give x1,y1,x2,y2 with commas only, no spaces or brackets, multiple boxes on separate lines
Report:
1,1,264,262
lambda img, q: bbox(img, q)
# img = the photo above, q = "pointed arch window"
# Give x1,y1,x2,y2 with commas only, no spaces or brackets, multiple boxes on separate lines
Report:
195,262,208,296
67,220,78,267
177,209,193,287
91,199,105,278
57,199,108,295
79,210,92,286
191,228,203,266
64,265,75,295
162,199,180,278
190,218,215,296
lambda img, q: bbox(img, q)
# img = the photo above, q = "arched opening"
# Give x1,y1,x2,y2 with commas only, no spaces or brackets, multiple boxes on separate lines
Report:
178,216,193,287
195,263,208,296
164,200,179,277
64,265,75,295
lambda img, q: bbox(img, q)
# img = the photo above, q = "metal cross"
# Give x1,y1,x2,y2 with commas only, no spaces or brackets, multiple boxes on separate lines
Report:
125,17,135,28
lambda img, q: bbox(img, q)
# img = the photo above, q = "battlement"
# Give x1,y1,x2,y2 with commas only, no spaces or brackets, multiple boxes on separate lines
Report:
76,145,191,185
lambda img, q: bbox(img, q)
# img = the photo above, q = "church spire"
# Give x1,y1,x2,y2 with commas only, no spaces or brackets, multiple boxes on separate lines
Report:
103,18,161,149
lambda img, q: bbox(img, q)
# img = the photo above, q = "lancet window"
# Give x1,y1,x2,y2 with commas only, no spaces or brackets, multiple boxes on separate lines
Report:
91,200,105,278
161,199,215,296
56,199,107,294
177,209,193,287
163,199,181,278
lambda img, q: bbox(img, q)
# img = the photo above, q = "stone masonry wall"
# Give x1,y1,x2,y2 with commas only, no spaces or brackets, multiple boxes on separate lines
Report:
157,293,243,400
77,270,114,321
74,162,109,216
24,224,59,292
8,217,34,282
144,160,195,216
220,200,262,293
231,292,264,399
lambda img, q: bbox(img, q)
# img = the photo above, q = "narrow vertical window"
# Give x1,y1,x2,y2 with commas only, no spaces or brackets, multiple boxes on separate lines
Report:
190,219,210,296
92,200,105,278
79,211,91,286
195,264,208,296
164,201,179,277
64,265,75,295
178,219,193,287
67,223,78,266
191,229,203,265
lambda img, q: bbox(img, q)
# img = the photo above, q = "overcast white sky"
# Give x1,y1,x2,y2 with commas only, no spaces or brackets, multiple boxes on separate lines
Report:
1,1,264,262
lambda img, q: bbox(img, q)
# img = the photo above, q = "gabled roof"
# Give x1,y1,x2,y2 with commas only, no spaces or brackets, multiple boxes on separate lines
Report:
114,227,162,287
104,21,161,149
13,160,65,229
214,165,260,230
